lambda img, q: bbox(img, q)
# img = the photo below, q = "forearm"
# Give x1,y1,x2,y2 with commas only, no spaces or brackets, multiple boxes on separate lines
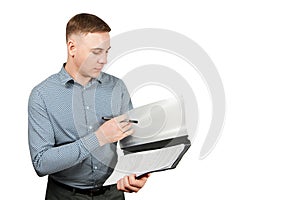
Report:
31,132,99,176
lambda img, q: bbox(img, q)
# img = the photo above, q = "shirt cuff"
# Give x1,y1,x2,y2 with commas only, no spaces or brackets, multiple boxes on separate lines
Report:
80,132,100,153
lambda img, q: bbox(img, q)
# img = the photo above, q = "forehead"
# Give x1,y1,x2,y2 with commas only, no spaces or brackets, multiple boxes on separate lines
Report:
78,32,110,48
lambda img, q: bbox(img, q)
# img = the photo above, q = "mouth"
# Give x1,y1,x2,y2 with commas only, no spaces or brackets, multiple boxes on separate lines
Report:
94,67,102,71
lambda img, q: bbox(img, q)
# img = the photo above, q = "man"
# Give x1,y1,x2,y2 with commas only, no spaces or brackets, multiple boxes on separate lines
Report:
28,13,149,199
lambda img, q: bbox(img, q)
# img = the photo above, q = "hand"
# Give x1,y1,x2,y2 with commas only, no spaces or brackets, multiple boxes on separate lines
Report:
117,174,150,193
95,114,134,146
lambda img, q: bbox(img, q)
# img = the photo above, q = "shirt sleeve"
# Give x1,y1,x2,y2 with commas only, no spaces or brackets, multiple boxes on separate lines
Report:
28,89,99,177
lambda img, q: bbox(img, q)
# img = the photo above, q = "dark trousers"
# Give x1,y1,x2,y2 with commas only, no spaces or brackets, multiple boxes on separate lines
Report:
45,178,125,200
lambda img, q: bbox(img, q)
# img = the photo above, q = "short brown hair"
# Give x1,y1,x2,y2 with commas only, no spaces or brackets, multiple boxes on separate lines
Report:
66,13,111,42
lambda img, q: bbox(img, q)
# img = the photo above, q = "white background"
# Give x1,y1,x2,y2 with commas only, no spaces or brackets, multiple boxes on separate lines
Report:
1,0,300,199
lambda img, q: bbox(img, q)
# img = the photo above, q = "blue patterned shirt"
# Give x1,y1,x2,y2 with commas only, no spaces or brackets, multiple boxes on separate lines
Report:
28,65,132,189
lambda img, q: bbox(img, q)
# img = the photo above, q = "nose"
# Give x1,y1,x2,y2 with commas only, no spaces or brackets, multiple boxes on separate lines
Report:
97,53,107,64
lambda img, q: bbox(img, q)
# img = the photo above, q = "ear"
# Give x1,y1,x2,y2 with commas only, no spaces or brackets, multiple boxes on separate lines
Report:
67,39,76,57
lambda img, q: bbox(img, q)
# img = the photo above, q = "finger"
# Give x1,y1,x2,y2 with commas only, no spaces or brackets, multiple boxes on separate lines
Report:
115,114,128,123
120,129,134,139
119,121,131,129
117,180,121,190
128,174,141,188
129,174,147,188
117,178,130,192
123,175,140,193
137,176,149,187
138,173,151,180
121,122,132,132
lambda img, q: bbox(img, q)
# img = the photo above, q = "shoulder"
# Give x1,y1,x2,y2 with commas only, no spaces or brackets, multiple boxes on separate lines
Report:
29,72,60,101
100,72,121,83
100,72,126,87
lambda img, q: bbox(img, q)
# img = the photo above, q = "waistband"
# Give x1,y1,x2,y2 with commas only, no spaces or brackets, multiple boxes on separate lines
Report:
50,177,114,197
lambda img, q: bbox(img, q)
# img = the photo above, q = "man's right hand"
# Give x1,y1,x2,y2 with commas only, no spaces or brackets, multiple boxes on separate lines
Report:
95,115,134,146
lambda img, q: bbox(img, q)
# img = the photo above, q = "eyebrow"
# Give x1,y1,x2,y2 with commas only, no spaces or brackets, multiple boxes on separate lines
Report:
90,46,111,51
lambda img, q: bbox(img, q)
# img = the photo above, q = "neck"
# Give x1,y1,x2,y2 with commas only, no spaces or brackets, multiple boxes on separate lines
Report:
65,61,91,86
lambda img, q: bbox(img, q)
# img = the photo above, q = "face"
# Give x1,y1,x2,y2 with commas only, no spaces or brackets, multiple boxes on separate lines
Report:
69,32,111,81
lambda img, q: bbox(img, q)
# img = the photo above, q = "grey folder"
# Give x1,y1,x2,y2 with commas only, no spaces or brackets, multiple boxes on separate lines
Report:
120,97,189,150
104,97,191,185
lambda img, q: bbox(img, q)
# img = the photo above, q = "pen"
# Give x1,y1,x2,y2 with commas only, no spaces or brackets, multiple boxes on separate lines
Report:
102,116,138,124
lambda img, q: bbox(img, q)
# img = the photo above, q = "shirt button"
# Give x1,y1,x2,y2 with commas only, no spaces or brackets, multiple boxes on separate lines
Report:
88,126,93,130
94,166,98,170
86,106,90,110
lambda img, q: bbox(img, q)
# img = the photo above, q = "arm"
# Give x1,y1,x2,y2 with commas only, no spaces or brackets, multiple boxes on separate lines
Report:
28,89,99,176
28,88,134,176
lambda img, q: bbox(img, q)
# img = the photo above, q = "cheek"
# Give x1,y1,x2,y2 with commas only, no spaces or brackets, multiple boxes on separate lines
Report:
84,55,100,66
77,56,99,72
80,58,94,68
75,51,91,66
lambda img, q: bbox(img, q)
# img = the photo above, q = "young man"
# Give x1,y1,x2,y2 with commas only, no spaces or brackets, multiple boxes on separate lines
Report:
28,13,149,199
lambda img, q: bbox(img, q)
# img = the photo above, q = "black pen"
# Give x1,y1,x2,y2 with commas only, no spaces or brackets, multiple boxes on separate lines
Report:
102,116,138,124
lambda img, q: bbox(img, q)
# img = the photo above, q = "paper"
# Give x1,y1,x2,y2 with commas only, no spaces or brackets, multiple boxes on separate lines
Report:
103,144,185,186
120,97,187,148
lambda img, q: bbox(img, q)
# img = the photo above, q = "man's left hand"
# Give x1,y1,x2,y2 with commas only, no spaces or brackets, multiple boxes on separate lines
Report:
117,173,150,193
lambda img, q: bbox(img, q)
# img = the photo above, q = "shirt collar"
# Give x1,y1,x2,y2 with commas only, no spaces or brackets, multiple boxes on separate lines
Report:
96,72,103,83
59,63,102,86
59,63,74,86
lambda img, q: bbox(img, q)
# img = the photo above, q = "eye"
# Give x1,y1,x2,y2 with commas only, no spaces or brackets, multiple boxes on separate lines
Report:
92,50,102,55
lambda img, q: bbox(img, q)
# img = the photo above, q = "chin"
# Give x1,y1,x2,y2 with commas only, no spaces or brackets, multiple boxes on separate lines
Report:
91,71,101,78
